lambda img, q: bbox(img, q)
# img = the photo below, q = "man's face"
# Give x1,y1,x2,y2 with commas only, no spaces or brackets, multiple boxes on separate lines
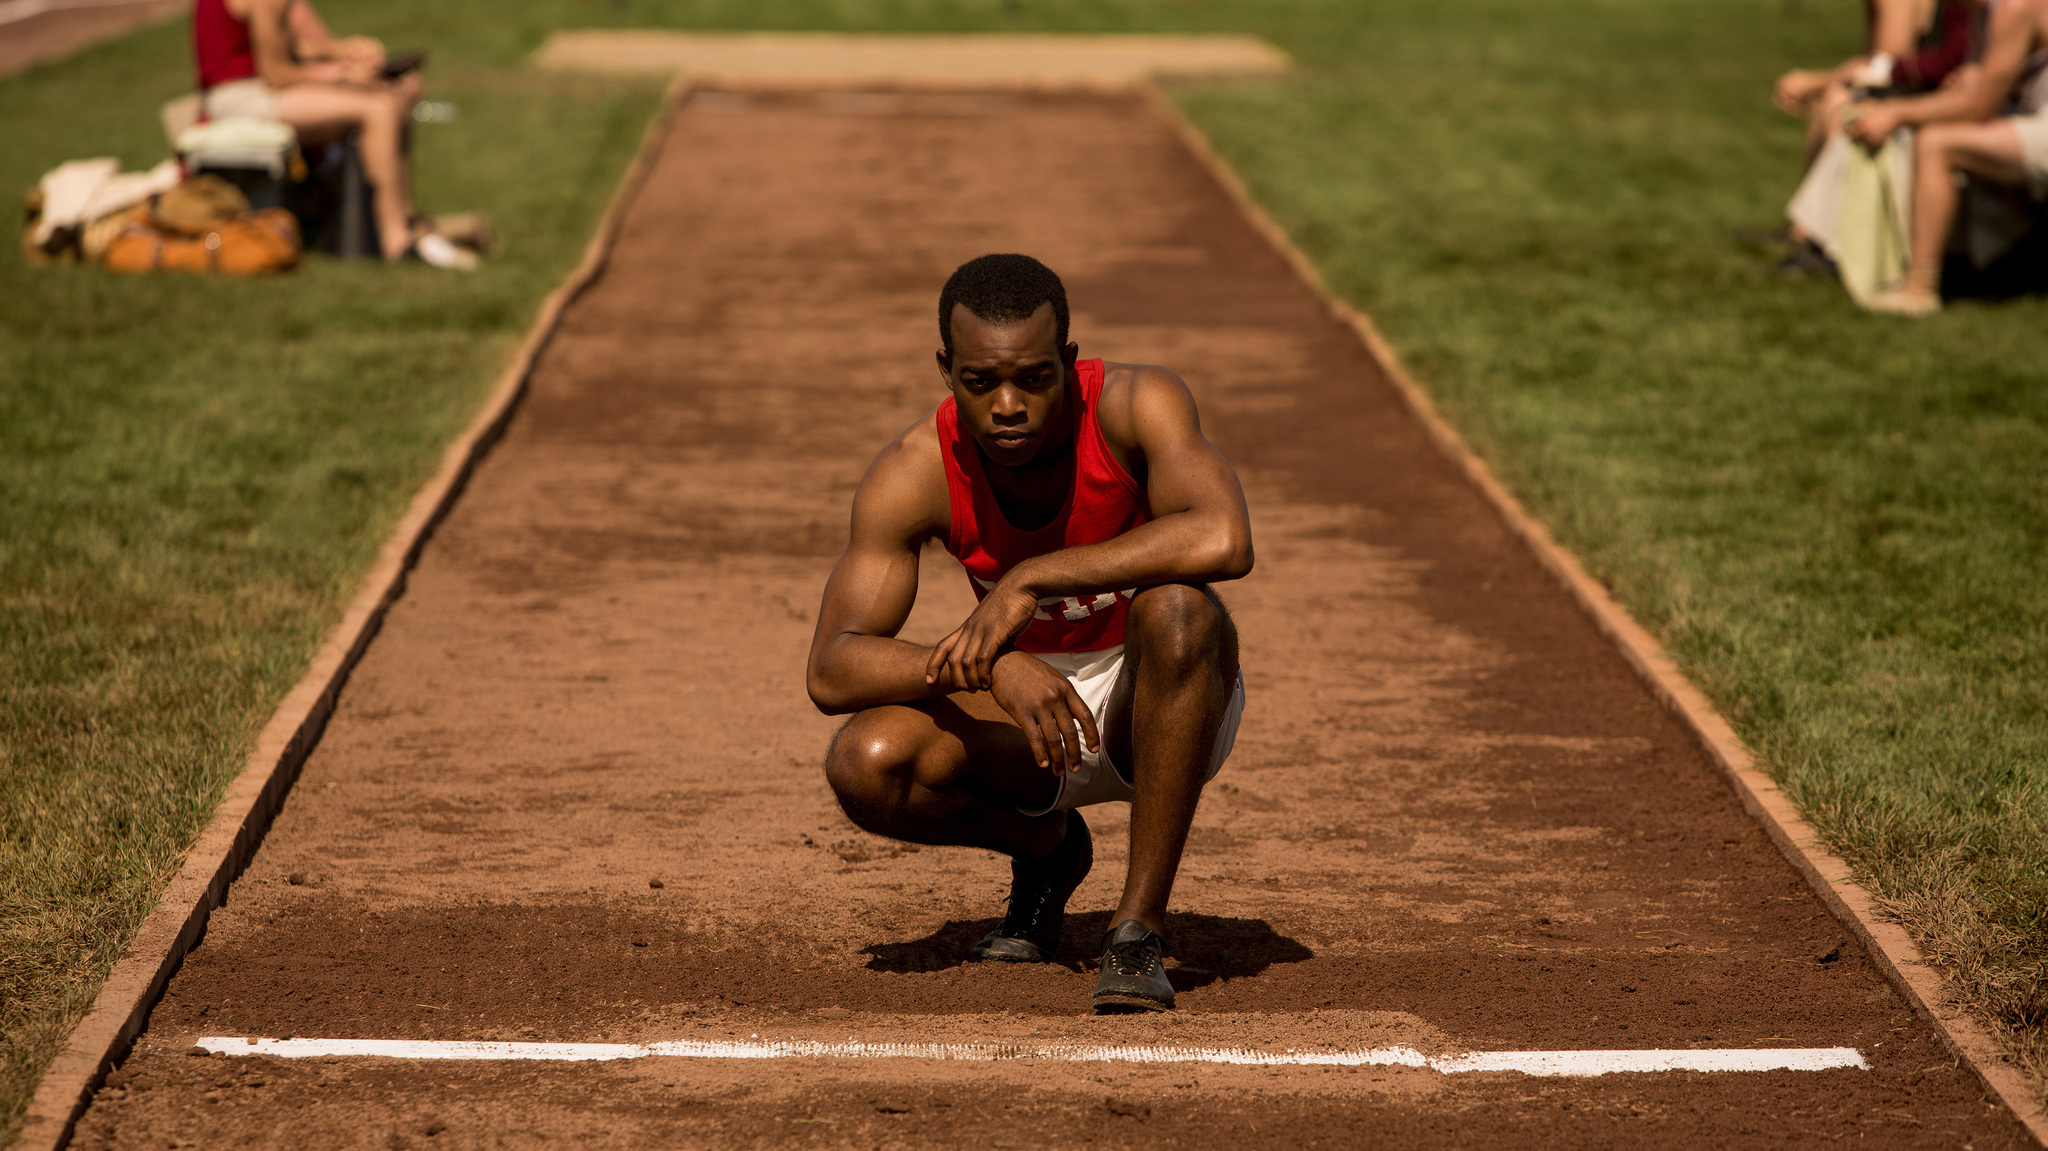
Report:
939,302,1077,469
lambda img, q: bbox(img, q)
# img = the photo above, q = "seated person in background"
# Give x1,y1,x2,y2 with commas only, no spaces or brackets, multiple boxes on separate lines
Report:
1776,0,1974,164
1848,0,2048,314
194,0,471,267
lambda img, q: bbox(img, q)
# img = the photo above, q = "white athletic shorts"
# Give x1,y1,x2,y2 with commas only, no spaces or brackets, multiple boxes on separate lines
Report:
1016,643,1246,816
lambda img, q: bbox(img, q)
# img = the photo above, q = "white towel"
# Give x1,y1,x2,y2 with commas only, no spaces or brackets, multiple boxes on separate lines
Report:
33,157,181,246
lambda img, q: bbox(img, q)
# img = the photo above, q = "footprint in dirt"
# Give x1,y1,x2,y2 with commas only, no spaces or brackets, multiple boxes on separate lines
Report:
862,911,1313,987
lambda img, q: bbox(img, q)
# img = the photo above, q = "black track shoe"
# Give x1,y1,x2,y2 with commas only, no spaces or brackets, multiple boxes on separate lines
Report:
970,812,1092,963
1092,919,1175,1013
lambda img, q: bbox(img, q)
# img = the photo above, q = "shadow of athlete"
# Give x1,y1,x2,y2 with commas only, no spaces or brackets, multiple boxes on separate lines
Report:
807,254,1254,1014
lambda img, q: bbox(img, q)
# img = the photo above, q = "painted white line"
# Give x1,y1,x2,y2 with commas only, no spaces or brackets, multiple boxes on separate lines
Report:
1432,1048,1867,1075
196,1037,1868,1075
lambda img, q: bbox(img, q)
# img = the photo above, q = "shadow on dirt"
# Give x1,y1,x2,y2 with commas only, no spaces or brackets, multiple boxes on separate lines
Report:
862,912,1313,988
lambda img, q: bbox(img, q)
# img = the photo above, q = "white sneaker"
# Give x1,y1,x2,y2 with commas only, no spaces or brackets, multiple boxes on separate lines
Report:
413,232,478,271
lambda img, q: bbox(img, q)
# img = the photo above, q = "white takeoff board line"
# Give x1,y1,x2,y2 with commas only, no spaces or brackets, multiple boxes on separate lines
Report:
195,1037,1868,1075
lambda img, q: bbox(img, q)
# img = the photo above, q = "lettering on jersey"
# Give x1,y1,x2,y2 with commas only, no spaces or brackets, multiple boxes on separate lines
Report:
974,578,1137,622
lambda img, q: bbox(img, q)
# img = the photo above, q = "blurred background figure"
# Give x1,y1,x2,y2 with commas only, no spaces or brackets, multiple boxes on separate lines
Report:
195,0,471,267
1775,0,1975,165
1846,0,2048,313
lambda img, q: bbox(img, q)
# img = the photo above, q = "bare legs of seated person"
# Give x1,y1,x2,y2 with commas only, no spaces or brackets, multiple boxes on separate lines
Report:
271,72,425,263
1868,118,2032,315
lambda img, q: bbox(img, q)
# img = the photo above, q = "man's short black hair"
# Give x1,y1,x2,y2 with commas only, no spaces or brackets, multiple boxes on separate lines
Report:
938,253,1070,360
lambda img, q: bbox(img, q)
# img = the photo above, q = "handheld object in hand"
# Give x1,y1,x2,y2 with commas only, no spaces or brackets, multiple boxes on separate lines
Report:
380,49,427,79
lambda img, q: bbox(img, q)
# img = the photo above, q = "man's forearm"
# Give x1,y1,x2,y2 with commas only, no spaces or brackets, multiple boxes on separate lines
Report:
808,634,946,714
1003,510,1252,600
1886,69,1998,126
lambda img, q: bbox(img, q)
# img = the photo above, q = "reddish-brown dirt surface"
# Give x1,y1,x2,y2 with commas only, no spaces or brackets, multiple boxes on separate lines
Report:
71,90,2030,1148
0,0,188,78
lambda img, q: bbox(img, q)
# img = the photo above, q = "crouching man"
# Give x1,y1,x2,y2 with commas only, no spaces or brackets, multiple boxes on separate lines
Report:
805,253,1253,1013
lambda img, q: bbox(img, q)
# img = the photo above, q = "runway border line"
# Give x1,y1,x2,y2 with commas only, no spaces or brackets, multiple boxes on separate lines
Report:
14,75,693,1151
192,1036,1872,1076
1135,84,2046,1144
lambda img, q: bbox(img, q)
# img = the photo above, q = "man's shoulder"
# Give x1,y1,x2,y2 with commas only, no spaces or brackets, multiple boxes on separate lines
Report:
854,406,950,534
877,406,944,474
1094,361,1196,446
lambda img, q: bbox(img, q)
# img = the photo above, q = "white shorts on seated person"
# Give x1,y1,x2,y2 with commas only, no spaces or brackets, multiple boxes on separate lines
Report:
2012,107,2048,200
2012,65,2048,201
201,77,279,121
1016,643,1246,816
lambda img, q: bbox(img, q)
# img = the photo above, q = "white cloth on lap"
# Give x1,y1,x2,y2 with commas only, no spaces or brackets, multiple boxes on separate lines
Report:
2012,63,2048,200
1787,128,1915,305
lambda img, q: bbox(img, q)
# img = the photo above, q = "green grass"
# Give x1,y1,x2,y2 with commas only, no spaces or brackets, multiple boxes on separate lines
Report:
2,0,2043,1139
1167,0,2048,1086
0,14,661,1141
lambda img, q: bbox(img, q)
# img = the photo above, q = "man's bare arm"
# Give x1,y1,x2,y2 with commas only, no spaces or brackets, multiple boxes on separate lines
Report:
1014,365,1252,592
805,429,950,715
808,420,1103,772
927,366,1252,690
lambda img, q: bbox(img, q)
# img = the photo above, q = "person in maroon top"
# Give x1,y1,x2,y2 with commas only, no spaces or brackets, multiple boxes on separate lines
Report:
1848,0,2048,314
193,0,461,266
807,254,1253,1013
1775,0,1975,162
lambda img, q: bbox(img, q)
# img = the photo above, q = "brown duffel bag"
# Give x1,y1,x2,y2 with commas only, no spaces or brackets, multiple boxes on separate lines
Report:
101,206,301,275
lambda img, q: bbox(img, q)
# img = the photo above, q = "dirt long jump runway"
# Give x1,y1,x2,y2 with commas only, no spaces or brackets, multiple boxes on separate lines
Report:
0,0,189,78
73,91,2028,1149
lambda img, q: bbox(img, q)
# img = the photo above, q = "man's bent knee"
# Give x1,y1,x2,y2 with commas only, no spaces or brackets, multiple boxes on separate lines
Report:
1128,583,1235,676
823,712,920,830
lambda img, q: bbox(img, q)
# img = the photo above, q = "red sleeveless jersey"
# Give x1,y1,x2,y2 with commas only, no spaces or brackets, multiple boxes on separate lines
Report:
194,0,258,90
938,359,1149,654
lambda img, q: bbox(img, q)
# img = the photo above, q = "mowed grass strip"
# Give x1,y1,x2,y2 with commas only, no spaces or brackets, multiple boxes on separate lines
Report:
0,14,660,1139
2,0,2041,1138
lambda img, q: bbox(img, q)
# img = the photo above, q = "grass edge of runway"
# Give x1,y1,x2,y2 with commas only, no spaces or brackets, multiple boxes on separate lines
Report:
0,19,663,1144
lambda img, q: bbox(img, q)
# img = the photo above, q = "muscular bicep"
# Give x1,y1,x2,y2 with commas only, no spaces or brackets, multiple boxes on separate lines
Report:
813,527,922,646
1126,370,1250,523
808,436,944,650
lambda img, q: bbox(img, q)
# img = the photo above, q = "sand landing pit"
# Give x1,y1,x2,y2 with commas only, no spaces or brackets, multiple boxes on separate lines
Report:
66,88,2035,1149
531,30,1290,90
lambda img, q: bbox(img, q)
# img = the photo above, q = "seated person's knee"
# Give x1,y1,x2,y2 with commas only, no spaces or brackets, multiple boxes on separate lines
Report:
377,89,413,125
1918,123,1959,161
